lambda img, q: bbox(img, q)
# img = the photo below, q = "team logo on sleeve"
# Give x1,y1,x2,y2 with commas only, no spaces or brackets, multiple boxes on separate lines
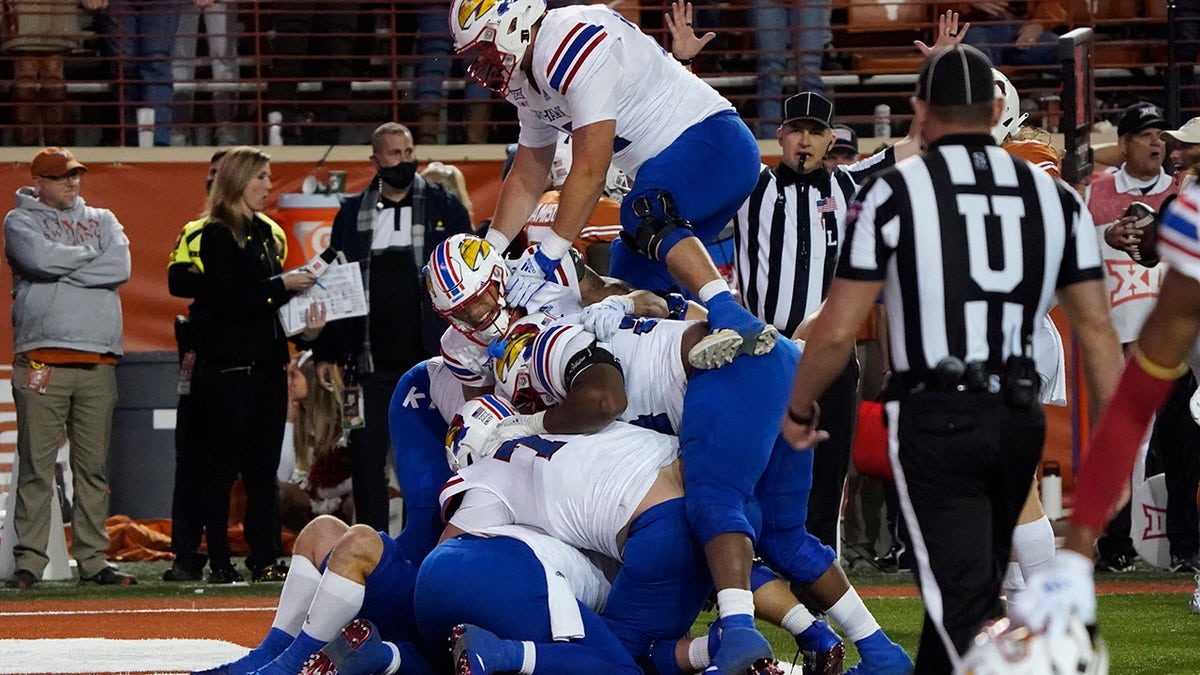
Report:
445,413,467,454
458,238,494,271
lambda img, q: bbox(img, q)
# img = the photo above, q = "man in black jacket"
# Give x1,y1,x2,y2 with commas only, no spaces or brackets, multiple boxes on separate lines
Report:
313,123,472,531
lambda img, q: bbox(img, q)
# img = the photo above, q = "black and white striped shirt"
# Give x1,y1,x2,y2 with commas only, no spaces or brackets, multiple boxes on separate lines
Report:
838,134,1103,375
733,149,893,336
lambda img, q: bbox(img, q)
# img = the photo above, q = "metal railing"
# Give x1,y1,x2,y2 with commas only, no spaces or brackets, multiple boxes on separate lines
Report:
0,0,1194,148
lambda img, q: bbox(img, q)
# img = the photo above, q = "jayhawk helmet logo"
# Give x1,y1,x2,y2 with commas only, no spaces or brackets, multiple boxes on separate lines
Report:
458,237,493,272
445,413,467,468
457,0,497,31
496,322,541,381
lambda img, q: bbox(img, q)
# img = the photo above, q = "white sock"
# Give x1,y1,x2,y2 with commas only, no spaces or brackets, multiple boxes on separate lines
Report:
826,587,880,643
271,555,322,636
716,588,755,619
300,571,366,642
781,603,817,636
484,227,510,251
1013,516,1056,581
699,280,729,303
689,637,712,670
382,641,402,675
519,641,537,674
1002,561,1026,606
539,231,572,260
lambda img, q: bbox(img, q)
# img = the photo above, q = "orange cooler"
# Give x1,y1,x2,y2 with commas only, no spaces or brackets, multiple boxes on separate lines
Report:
271,193,342,269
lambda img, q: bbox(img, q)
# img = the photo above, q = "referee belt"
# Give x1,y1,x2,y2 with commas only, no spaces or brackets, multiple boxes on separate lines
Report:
886,365,1005,396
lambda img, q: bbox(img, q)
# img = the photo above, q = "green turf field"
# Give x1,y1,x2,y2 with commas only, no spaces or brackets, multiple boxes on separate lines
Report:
4,560,1200,673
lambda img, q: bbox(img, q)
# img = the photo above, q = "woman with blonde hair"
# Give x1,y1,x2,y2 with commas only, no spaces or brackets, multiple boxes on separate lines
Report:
280,351,354,531
191,146,321,583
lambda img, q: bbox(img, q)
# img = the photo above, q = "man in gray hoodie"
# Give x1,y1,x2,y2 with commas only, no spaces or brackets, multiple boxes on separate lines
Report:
3,147,135,589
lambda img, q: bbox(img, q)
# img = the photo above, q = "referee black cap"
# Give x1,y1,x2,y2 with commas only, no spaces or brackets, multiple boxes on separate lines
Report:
782,92,834,128
1117,103,1166,137
915,45,995,107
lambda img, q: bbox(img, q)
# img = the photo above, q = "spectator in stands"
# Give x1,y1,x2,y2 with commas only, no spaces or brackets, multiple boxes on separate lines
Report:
947,1,1067,67
749,0,832,138
1086,102,1175,574
2,0,81,146
190,146,320,584
420,161,474,224
261,1,359,146
170,0,240,147
3,147,134,589
312,123,472,533
824,124,860,170
413,1,493,145
86,0,183,146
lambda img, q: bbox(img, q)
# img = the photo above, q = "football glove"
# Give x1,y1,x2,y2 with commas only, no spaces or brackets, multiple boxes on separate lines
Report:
1010,549,1097,636
580,295,636,341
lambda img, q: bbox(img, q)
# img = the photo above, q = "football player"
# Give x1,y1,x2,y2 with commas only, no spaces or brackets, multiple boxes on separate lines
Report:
449,0,779,370
438,396,724,673
514,318,911,674
1015,186,1200,635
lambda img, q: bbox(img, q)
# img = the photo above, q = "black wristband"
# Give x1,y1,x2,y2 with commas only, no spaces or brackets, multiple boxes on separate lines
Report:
787,403,814,426
676,57,693,66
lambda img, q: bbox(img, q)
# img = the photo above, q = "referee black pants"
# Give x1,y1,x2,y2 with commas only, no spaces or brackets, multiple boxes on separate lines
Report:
886,389,1044,674
806,353,860,550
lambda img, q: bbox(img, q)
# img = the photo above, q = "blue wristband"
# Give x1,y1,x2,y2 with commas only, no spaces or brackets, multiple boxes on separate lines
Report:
532,249,559,280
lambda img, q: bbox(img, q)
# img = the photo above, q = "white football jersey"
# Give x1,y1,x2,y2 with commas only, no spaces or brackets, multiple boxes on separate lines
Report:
478,524,611,616
531,317,694,435
508,5,731,179
441,421,678,560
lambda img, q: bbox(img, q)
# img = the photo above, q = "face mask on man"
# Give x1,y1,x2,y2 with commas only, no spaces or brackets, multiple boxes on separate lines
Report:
378,161,419,190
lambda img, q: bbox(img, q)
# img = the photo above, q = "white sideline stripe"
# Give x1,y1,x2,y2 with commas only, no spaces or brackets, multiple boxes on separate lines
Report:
0,638,249,674
0,606,274,617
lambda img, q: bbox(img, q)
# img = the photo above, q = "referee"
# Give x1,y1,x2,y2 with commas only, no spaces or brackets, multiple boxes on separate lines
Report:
732,91,917,550
781,45,1121,673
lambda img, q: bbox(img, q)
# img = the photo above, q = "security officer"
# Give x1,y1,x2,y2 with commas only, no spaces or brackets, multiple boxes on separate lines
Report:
732,91,918,550
781,45,1121,673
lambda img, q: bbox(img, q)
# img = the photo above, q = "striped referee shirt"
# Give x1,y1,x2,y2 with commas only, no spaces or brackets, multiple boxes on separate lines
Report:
734,148,894,336
838,133,1103,375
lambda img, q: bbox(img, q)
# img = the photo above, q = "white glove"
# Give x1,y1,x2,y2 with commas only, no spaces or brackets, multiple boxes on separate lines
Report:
506,246,561,309
580,295,635,341
1010,549,1097,636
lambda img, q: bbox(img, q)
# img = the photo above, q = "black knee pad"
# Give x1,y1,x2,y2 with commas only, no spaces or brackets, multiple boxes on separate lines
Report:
621,189,695,261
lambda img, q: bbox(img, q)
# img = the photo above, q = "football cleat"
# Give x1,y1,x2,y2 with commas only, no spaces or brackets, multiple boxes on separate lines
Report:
707,619,776,675
796,621,845,675
300,619,394,675
688,326,779,370
844,631,913,675
449,624,522,675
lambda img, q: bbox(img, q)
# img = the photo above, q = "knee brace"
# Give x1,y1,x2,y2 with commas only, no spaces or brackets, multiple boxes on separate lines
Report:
622,190,695,262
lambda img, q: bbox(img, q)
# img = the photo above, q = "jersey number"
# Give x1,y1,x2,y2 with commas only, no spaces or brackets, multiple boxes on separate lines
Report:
494,436,567,462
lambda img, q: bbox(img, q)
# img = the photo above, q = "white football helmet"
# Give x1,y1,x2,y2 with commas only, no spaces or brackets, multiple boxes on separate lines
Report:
992,69,1029,144
450,0,547,95
425,234,512,345
550,134,572,188
956,617,1108,675
445,395,526,471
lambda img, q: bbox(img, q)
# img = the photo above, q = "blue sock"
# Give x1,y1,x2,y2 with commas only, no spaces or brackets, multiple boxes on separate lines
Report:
704,292,763,334
396,642,436,675
650,640,688,675
255,631,325,675
225,628,293,675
